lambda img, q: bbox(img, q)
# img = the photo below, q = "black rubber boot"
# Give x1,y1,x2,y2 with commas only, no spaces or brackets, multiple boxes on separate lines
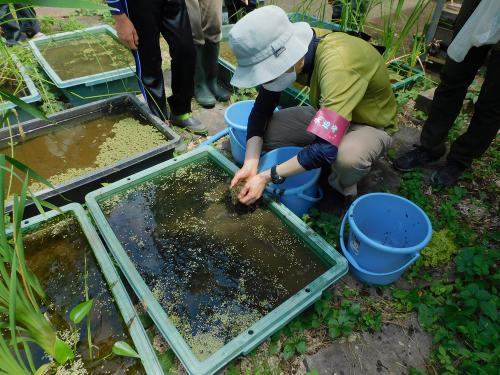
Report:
194,44,216,108
204,41,231,102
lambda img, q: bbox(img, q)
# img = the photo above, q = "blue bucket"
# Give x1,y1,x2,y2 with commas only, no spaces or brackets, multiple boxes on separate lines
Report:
224,100,255,148
340,231,420,285
228,128,246,165
224,100,279,165
341,193,432,273
258,147,323,217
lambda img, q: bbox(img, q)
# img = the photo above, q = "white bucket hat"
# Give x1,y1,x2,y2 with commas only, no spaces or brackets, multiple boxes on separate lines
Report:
229,5,313,88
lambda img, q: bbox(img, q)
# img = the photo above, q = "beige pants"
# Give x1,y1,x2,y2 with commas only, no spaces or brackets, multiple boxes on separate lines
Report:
185,0,222,45
263,106,392,197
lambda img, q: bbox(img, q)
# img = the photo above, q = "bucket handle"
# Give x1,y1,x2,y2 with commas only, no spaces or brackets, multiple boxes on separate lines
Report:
297,187,324,203
339,213,349,256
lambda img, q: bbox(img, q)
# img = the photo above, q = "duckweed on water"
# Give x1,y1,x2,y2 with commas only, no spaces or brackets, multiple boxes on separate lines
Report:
101,158,329,360
40,33,135,81
6,114,166,195
23,214,143,374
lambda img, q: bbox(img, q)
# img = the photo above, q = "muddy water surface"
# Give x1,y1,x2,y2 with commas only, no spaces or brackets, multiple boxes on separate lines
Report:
40,33,135,81
24,214,143,374
101,158,329,360
1,108,166,195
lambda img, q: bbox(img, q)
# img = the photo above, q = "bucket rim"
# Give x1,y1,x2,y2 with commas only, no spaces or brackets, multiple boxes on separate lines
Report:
259,146,321,196
224,100,256,131
342,245,420,276
347,192,432,254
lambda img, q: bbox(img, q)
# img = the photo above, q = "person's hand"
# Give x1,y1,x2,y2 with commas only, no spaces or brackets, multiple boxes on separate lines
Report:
241,0,249,5
230,162,257,188
114,14,139,50
238,172,270,205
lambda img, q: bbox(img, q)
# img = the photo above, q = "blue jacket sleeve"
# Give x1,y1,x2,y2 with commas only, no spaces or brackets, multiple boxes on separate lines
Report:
297,138,338,170
107,0,125,15
246,86,281,141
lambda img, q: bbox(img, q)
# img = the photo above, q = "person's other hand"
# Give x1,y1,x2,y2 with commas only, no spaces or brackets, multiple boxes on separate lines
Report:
241,0,249,5
114,14,139,50
238,173,270,205
230,162,257,188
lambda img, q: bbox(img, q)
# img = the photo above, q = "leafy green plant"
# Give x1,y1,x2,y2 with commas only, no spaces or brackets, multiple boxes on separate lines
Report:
380,0,431,64
336,0,379,33
303,208,342,246
392,245,499,373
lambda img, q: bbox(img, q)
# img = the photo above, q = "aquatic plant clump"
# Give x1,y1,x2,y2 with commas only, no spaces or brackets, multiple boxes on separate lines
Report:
40,33,135,81
101,159,328,360
0,61,28,97
23,214,144,374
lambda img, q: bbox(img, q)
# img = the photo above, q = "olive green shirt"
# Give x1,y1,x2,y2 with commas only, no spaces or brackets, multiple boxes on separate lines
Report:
304,32,398,134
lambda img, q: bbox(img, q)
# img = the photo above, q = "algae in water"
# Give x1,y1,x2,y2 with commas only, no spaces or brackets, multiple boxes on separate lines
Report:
16,115,166,194
101,159,329,360
23,214,144,374
40,33,135,81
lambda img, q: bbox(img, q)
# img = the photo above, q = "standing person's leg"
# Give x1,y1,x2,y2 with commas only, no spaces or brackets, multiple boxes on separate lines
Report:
13,4,40,38
0,4,22,46
126,0,168,120
447,47,500,167
393,0,486,171
160,0,207,133
200,0,230,102
186,0,217,108
431,46,500,186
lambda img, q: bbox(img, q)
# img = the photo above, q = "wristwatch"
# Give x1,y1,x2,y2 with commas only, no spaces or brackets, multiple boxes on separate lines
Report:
271,165,286,184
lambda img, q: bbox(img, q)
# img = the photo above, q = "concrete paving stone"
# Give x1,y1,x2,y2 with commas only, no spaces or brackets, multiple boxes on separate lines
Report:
304,313,431,375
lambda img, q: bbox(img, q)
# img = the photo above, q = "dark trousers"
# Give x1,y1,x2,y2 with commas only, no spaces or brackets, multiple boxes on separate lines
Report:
0,4,40,45
421,0,500,168
126,0,195,120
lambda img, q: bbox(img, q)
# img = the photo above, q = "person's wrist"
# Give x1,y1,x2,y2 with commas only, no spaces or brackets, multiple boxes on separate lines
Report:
243,160,258,174
258,170,271,183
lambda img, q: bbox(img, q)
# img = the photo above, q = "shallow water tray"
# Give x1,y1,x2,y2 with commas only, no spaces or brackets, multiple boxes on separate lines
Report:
1,54,41,124
86,146,348,375
1,94,180,217
218,13,423,107
20,203,163,374
29,25,139,106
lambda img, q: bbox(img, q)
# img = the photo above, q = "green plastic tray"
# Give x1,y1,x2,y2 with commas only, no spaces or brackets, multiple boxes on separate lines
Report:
20,203,164,375
218,12,423,107
85,146,348,375
1,54,41,124
29,25,139,106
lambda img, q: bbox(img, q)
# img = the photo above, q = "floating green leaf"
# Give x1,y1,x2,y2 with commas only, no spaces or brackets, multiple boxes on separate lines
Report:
112,341,140,358
69,299,94,324
54,338,74,364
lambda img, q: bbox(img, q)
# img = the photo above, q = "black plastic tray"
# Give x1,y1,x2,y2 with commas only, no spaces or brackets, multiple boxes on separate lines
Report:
1,94,180,216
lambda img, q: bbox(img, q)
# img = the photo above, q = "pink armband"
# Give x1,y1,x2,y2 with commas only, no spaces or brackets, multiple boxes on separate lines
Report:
306,108,350,146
